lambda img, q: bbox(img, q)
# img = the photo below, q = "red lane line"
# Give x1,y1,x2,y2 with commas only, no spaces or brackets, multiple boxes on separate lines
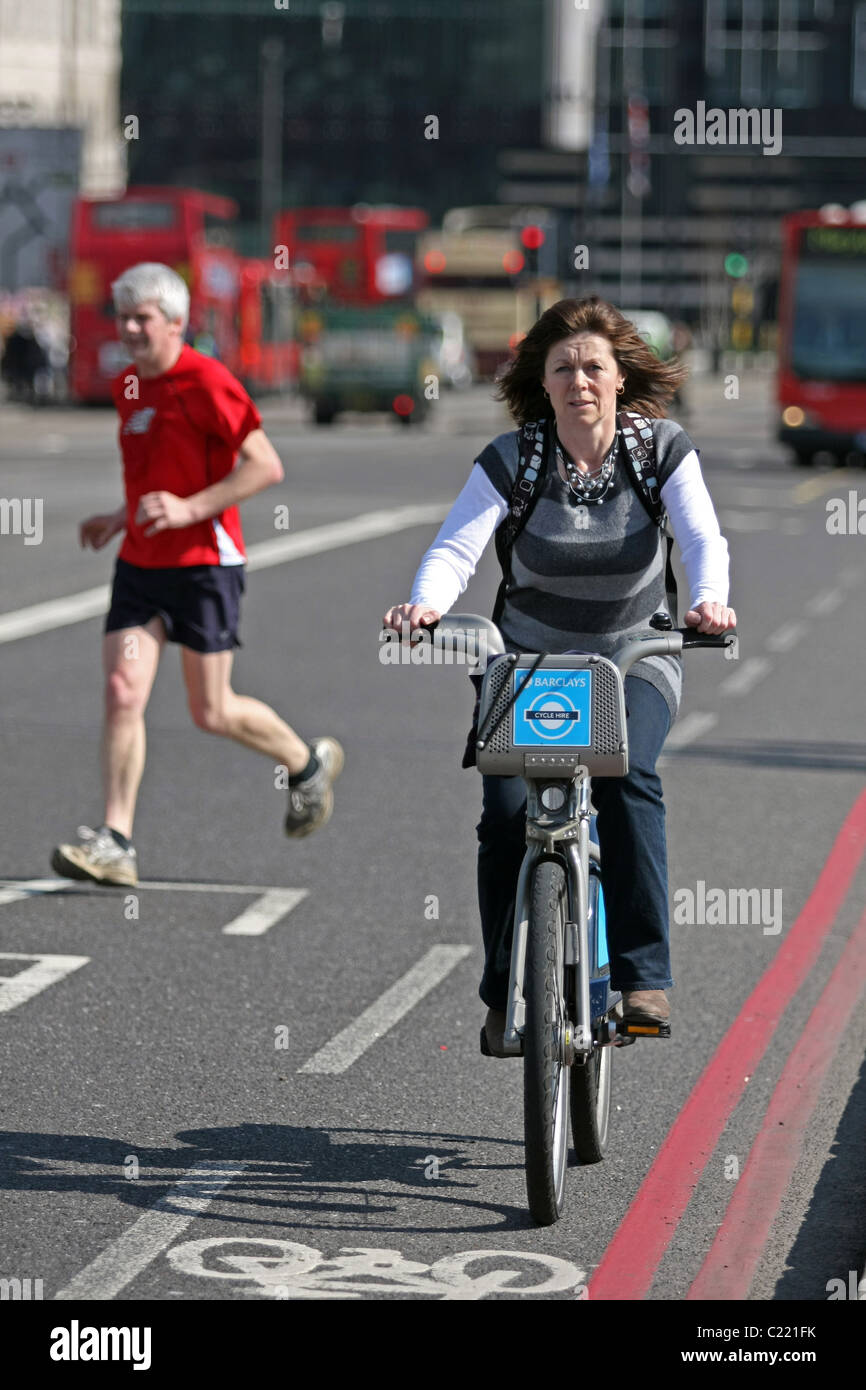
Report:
588,788,866,1302
687,902,866,1300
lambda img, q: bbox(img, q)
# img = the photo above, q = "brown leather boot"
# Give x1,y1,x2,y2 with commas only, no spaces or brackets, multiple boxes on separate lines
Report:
620,989,670,1024
482,1007,520,1058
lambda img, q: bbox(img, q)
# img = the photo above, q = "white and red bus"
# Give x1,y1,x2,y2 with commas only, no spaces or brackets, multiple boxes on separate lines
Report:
777,207,866,465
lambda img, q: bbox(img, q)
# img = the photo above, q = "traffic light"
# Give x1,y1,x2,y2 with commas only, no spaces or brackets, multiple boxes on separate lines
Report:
519,225,546,252
724,252,749,278
726,253,754,349
517,225,545,281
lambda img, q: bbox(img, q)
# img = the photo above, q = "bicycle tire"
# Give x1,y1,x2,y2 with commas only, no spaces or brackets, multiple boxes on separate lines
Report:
523,860,571,1226
570,866,613,1163
570,1034,612,1163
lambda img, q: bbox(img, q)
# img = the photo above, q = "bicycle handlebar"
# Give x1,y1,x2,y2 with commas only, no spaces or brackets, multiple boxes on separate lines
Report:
426,613,506,659
612,626,737,677
386,611,736,676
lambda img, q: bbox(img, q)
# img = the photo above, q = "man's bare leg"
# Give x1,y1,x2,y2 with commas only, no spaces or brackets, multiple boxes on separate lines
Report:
102,618,166,839
180,647,309,770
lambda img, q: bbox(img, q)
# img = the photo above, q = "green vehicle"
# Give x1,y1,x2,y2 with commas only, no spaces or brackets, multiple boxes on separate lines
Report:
298,302,439,425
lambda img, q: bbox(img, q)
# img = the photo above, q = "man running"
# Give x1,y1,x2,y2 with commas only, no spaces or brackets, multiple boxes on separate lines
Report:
52,262,343,887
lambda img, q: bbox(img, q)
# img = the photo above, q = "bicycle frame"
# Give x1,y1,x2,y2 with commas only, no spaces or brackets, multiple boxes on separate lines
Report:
390,608,737,1222
396,612,737,1063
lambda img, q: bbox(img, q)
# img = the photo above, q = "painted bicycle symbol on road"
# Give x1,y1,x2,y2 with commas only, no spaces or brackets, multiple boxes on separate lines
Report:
166,1238,588,1300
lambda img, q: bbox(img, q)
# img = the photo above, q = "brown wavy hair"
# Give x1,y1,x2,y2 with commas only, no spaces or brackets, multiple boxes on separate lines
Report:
495,296,688,425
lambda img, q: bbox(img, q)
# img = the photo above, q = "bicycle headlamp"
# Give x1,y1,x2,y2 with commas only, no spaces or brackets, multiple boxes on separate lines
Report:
540,785,567,812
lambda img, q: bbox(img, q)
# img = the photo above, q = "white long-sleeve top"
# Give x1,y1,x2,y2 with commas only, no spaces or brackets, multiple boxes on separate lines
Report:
410,449,729,614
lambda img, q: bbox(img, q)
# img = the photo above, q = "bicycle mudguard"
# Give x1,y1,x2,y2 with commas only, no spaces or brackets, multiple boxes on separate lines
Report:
475,653,628,779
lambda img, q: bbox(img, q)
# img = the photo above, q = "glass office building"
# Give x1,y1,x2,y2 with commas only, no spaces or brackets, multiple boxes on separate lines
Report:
121,1,866,318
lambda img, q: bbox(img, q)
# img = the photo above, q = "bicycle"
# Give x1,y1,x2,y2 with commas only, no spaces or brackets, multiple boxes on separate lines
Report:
409,610,737,1226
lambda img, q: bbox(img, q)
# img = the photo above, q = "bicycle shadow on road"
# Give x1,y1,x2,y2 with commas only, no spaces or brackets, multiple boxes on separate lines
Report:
0,1122,544,1235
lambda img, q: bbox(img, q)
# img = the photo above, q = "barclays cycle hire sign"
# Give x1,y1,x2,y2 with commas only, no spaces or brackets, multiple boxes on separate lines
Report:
512,668,592,748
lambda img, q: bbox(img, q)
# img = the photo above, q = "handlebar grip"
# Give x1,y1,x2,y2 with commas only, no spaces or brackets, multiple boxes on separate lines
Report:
650,611,736,651
681,628,737,650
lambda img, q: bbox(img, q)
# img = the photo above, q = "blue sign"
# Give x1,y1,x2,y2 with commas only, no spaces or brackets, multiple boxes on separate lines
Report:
513,668,592,747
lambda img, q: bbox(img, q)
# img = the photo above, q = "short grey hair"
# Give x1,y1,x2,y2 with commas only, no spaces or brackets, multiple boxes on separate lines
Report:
111,262,190,330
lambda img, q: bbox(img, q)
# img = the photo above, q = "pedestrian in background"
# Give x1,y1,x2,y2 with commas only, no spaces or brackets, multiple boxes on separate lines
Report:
52,262,343,886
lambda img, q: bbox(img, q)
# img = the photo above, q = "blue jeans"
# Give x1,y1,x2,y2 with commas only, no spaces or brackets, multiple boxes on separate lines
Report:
476,674,673,1008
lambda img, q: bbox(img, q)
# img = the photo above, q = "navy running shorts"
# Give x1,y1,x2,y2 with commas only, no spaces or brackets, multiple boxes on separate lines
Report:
105,558,245,653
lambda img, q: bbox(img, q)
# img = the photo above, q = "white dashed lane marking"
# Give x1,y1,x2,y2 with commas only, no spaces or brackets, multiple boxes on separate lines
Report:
805,587,844,617
53,1161,246,1300
664,712,718,750
767,621,807,654
719,657,773,697
0,504,449,645
299,944,473,1075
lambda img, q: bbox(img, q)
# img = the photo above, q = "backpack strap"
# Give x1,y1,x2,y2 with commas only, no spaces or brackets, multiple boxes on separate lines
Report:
492,419,549,627
618,410,679,624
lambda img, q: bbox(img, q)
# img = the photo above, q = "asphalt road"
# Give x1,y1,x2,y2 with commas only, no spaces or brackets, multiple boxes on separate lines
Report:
1,373,865,1321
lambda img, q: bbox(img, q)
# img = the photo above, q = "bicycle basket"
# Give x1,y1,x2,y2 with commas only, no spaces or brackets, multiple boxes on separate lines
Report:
474,653,628,778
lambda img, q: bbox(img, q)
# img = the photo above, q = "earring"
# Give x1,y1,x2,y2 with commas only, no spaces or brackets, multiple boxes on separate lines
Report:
616,382,625,394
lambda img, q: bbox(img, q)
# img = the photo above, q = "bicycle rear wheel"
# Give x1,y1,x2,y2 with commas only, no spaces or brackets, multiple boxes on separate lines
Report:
523,860,571,1225
570,865,613,1163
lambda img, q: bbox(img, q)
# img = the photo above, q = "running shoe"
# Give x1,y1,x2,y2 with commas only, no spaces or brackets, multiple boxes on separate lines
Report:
284,737,344,838
51,825,138,887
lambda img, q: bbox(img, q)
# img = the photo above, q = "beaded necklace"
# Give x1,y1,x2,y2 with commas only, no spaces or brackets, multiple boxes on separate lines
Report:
554,425,619,505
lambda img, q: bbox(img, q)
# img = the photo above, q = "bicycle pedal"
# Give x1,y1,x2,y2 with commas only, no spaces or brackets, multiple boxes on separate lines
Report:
616,1019,671,1039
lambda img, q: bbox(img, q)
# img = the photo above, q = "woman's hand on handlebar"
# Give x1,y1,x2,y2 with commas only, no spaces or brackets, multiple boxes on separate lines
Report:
684,600,737,636
382,602,442,632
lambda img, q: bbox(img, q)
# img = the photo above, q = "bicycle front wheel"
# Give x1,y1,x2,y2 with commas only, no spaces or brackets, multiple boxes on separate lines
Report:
570,1035,612,1163
523,860,571,1226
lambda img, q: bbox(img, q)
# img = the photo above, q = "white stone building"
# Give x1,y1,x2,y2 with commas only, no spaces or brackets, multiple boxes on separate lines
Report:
0,0,125,195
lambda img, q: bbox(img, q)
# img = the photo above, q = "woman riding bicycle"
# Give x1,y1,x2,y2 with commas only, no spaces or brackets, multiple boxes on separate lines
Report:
383,296,735,1054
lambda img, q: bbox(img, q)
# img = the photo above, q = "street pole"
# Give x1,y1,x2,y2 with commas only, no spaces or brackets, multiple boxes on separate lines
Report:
259,38,284,260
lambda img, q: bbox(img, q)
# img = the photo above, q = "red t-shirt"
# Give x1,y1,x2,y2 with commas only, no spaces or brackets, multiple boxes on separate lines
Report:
111,345,262,568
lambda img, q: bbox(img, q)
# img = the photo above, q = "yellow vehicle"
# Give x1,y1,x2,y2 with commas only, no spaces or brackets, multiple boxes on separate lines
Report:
417,218,558,379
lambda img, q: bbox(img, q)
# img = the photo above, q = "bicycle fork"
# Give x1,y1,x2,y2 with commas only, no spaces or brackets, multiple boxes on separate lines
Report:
502,773,640,1060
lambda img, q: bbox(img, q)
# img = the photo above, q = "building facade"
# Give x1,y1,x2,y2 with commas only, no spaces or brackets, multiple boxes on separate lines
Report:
0,0,125,195
118,0,866,328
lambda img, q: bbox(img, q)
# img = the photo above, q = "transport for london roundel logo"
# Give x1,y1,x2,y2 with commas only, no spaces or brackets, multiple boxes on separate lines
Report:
514,669,591,747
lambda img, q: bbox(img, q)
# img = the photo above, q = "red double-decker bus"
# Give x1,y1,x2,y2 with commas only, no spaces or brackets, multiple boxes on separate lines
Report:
236,259,300,394
272,206,429,305
68,186,241,401
777,207,866,465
